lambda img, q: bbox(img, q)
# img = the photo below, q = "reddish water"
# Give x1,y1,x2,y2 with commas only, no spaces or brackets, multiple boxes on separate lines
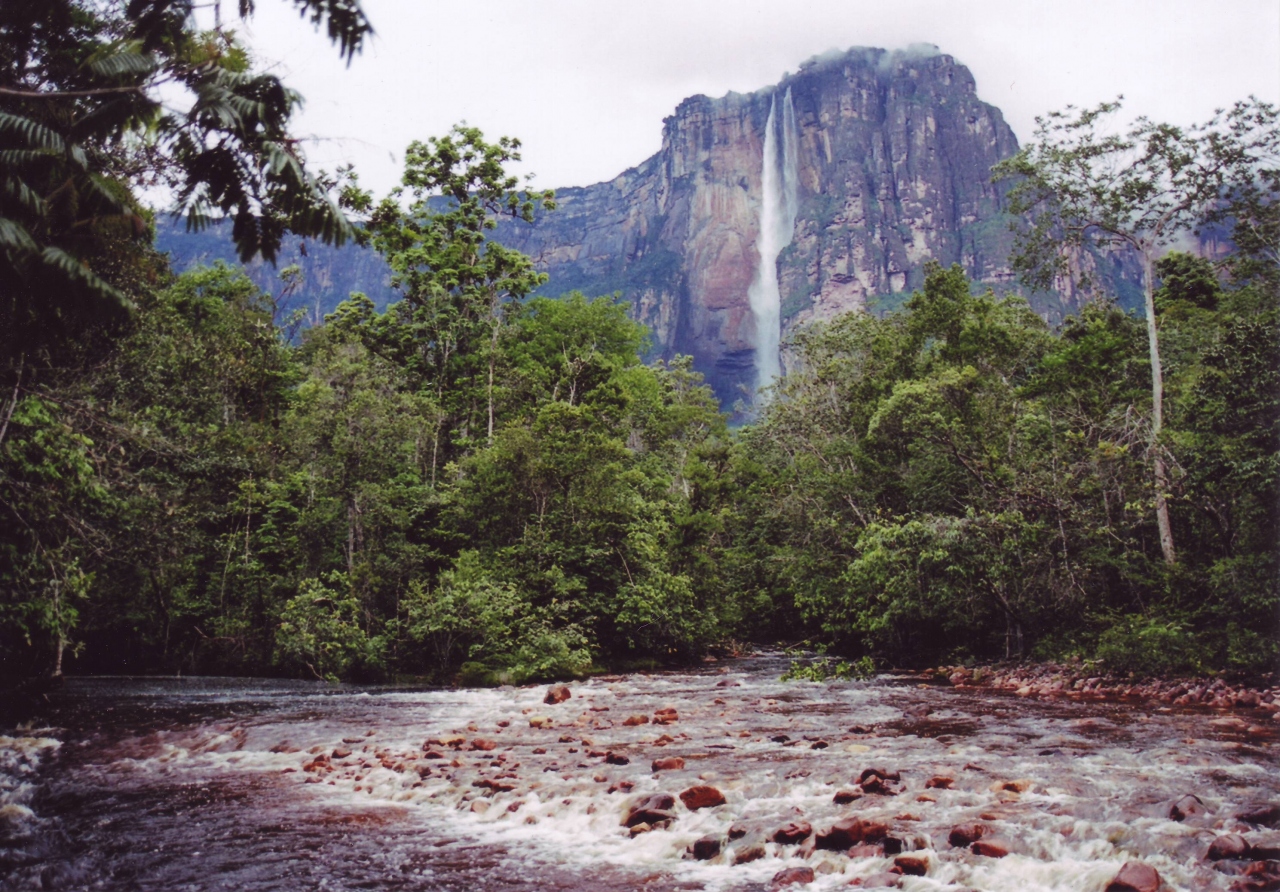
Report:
2,656,1277,891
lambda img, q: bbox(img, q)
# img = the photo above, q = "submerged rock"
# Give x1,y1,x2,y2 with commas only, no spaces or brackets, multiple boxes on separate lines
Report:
679,785,726,810
1105,861,1160,892
770,866,815,887
544,685,572,705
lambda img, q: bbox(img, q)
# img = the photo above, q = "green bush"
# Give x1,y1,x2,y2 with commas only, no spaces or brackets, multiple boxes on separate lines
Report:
1094,614,1205,677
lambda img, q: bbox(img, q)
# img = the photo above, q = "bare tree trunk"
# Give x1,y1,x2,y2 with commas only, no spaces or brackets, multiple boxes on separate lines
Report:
1140,249,1177,565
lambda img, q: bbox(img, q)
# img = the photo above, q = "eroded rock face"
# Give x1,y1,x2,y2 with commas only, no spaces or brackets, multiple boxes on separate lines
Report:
497,46,1048,408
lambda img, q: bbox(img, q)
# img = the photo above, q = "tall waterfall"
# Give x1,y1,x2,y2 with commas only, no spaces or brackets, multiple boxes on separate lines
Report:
747,87,799,400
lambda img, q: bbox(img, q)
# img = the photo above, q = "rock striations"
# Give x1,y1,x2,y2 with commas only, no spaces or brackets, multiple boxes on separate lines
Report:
498,46,1028,407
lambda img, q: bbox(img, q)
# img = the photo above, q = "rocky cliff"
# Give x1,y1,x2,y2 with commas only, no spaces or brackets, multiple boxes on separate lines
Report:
499,46,1111,408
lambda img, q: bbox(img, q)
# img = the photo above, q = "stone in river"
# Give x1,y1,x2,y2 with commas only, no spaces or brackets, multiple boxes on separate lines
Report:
528,716,552,728
1209,834,1253,860
1238,805,1280,827
654,707,679,724
469,738,497,751
848,844,884,858
971,837,1013,857
816,817,871,850
770,866,815,887
680,785,726,810
1105,861,1161,892
623,715,650,726
544,684,572,705
893,854,929,875
849,871,901,887
604,752,630,765
652,756,685,771
728,822,748,839
948,822,989,847
771,821,813,844
731,842,765,863
623,792,676,827
833,789,861,804
1231,861,1280,892
1170,794,1206,821
690,835,722,860
925,775,954,789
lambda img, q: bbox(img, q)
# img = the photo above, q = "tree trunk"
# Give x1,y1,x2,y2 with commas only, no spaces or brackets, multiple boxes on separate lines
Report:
1140,249,1177,565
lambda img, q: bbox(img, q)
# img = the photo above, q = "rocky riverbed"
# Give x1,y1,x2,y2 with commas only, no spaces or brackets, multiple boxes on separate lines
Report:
2,656,1279,891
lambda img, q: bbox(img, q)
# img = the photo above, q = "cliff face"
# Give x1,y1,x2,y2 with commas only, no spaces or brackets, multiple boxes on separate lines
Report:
499,47,1034,407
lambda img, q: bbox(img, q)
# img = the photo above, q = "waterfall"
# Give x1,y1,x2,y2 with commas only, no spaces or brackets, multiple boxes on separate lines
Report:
747,87,799,400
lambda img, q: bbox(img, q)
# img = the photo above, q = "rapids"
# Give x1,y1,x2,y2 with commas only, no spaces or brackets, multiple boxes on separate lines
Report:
2,655,1278,891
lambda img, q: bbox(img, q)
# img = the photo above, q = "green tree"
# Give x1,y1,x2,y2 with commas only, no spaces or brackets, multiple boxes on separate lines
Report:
994,98,1279,565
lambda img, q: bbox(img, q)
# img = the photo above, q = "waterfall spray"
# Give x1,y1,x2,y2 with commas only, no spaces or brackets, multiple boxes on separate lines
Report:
747,87,799,401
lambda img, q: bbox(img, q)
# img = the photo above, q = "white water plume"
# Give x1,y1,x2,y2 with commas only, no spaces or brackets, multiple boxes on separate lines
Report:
748,87,799,401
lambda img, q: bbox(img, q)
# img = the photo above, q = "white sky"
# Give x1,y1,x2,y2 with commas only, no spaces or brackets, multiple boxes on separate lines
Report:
237,0,1280,195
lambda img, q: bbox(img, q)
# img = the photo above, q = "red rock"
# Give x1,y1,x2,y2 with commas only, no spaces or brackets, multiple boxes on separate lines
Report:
771,821,813,844
332,747,352,758
925,776,954,789
815,817,884,850
1232,861,1280,892
623,792,676,827
732,843,765,863
652,757,685,771
623,715,650,726
544,684,572,705
423,749,445,759
1170,794,1205,821
833,789,862,804
654,707,679,724
607,780,636,794
716,679,740,687
860,775,894,795
604,752,630,765
1239,807,1280,828
948,823,988,847
770,866,815,887
848,844,884,858
1105,861,1161,892
849,871,901,888
859,768,901,783
680,785,726,810
1209,834,1253,860
893,854,928,875
971,837,1012,857
690,835,722,860
1254,839,1280,861
728,822,748,839
469,738,497,751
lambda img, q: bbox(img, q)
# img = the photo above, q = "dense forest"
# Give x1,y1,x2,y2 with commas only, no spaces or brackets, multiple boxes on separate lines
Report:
2,1,1278,685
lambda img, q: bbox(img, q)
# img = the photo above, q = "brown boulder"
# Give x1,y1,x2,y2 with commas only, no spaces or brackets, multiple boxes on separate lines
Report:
654,707,679,724
771,821,813,844
727,822,748,839
652,757,685,772
833,789,862,804
948,823,988,847
815,817,885,850
1170,794,1205,821
469,738,497,751
1239,806,1280,828
894,854,929,876
770,866,815,888
604,752,630,765
690,835,722,860
1210,834,1253,861
623,792,676,828
731,843,765,864
1231,861,1280,892
544,684,571,705
848,844,885,858
1105,861,1161,892
972,837,1013,858
925,776,954,789
622,715,650,726
849,872,901,888
679,784,726,810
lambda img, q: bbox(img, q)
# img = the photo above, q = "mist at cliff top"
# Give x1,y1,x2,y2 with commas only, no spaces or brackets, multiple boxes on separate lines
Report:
238,0,1279,196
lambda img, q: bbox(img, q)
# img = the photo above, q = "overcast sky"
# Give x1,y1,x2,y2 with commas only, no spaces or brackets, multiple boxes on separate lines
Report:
237,0,1280,196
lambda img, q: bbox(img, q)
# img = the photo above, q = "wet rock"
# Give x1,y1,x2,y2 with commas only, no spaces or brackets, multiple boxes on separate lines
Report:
423,749,445,759
833,789,861,804
679,785,726,810
770,866,815,887
894,854,928,876
816,817,878,850
629,821,653,836
1105,861,1161,892
623,715,650,726
848,844,885,858
654,707,679,724
1252,836,1280,860
989,778,1032,794
528,716,552,728
469,738,497,751
652,756,685,771
470,799,489,814
971,837,1013,857
269,742,300,754
530,747,546,755
849,871,901,888
1170,794,1206,821
604,752,630,765
623,792,676,828
731,842,765,863
607,780,635,794
690,835,722,860
1230,861,1280,892
544,684,572,705
948,822,988,847
772,821,813,844
1210,834,1253,861
728,822,748,839
1239,806,1280,828
716,679,740,687
925,776,954,789
332,747,352,758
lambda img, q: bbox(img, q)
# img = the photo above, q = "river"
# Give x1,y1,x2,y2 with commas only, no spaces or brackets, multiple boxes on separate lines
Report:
2,655,1277,891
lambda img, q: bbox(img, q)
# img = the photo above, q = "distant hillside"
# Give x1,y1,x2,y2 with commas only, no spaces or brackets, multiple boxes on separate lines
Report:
154,217,397,324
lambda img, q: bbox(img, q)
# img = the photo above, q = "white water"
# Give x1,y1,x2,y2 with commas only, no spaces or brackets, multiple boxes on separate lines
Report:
747,88,800,401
